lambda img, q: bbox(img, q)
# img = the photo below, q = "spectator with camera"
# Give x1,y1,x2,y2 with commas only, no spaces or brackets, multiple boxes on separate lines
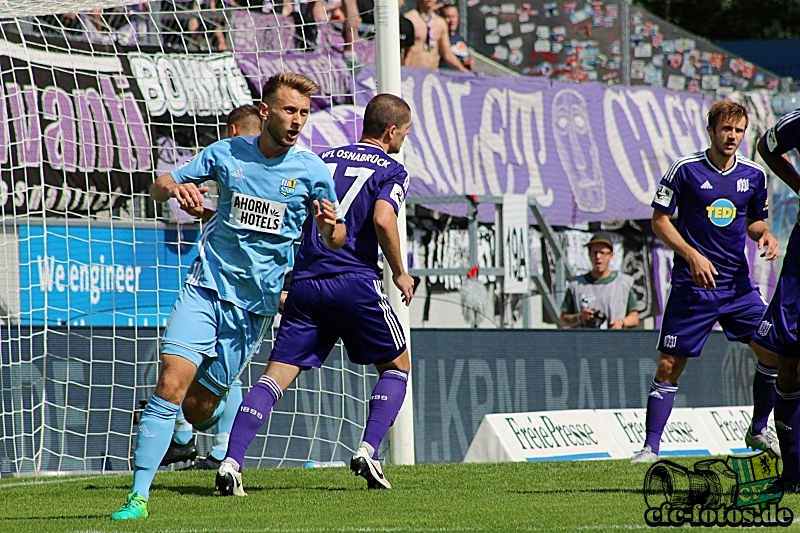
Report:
559,231,639,329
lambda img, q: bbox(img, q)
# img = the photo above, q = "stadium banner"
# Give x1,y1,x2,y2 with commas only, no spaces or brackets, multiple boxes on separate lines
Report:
595,407,720,457
501,194,531,294
694,406,776,456
126,49,253,129
230,11,372,110
16,222,198,326
0,36,154,216
463,409,624,462
331,68,777,226
409,329,760,463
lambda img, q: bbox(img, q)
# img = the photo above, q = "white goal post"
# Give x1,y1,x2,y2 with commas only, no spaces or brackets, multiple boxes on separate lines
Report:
0,0,414,474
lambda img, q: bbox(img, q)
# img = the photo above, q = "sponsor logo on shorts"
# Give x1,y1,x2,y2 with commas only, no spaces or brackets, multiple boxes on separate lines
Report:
663,335,678,349
758,321,773,337
706,198,737,227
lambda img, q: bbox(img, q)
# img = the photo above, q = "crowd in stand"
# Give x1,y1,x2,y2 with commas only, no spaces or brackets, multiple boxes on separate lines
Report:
22,0,473,70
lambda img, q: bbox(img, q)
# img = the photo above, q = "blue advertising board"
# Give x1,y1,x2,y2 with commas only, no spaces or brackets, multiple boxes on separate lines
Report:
18,223,199,326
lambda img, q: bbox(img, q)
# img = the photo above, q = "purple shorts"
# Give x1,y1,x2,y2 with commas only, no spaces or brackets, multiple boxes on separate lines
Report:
753,225,800,358
657,282,766,357
269,276,407,369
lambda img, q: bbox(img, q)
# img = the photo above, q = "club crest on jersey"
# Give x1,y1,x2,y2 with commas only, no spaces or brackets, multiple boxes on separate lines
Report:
737,179,749,192
706,198,737,227
280,177,297,197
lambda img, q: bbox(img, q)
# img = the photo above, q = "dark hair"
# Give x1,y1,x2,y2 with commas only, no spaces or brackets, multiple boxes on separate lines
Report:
707,100,748,130
226,104,261,131
261,73,319,104
361,94,411,139
439,3,458,13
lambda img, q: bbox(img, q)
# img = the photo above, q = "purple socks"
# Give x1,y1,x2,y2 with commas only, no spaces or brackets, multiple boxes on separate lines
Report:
225,375,283,469
775,386,800,479
644,379,678,454
752,362,777,433
362,369,409,460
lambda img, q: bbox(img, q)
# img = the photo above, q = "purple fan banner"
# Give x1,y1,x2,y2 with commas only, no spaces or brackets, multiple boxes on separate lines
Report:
298,67,742,225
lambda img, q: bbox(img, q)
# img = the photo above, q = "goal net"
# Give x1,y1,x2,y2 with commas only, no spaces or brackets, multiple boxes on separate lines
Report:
0,0,381,475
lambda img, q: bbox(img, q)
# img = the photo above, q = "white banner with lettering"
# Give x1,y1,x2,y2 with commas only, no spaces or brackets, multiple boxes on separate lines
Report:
502,194,531,294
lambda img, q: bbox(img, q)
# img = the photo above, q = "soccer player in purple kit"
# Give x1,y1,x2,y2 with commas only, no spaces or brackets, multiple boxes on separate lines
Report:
752,108,800,491
632,100,780,463
215,93,414,495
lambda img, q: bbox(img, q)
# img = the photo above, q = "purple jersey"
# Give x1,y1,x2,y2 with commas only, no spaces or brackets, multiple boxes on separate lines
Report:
292,143,408,281
764,109,800,156
651,151,768,287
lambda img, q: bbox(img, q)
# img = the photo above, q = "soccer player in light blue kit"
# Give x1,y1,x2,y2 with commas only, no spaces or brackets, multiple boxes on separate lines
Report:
753,109,800,492
631,100,780,463
215,93,414,496
161,104,265,471
111,73,345,520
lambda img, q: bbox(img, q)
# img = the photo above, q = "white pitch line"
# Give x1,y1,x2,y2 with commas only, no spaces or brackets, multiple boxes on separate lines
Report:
0,473,124,489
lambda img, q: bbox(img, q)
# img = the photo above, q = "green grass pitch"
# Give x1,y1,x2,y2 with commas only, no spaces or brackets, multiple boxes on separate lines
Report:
0,459,798,532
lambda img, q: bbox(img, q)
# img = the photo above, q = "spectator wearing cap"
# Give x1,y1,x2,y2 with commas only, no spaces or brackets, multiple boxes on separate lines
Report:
559,231,639,329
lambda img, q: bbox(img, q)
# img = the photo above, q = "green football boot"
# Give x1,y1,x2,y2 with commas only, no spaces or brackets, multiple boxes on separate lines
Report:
110,492,148,520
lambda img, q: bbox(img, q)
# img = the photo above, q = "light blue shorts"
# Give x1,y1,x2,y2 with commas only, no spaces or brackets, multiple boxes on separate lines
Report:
161,284,273,396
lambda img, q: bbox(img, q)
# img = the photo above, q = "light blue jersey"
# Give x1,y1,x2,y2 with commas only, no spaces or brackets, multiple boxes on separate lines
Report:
172,135,341,316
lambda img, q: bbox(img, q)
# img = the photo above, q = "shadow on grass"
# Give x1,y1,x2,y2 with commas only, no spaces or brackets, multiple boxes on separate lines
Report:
510,488,642,495
0,514,109,521
153,484,350,496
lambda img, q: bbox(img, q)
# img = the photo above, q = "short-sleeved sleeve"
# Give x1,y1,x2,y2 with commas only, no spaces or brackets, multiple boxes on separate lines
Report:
651,165,682,215
746,169,769,221
171,146,218,185
561,290,574,314
626,286,637,314
764,111,800,156
377,166,409,215
305,156,344,221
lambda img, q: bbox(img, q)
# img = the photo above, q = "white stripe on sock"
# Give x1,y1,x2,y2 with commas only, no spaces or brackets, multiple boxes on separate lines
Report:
259,374,283,400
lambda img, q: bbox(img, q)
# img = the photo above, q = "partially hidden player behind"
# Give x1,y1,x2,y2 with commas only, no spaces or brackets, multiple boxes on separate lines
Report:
752,108,800,492
110,73,346,520
160,104,264,472
559,230,639,329
215,93,414,496
631,100,780,464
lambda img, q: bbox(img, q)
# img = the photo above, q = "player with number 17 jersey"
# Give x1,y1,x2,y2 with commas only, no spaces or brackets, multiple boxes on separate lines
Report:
270,142,409,368
292,144,408,282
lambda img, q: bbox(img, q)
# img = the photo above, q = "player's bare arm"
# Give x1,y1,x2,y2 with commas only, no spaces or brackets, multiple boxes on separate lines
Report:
652,209,718,289
757,136,800,194
746,218,779,261
374,199,414,306
151,174,209,207
313,198,346,249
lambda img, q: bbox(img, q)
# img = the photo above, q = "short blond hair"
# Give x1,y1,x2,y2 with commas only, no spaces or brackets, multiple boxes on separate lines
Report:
707,100,748,130
261,73,319,103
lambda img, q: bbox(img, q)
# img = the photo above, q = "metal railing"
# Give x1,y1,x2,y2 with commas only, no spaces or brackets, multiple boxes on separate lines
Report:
405,195,572,325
